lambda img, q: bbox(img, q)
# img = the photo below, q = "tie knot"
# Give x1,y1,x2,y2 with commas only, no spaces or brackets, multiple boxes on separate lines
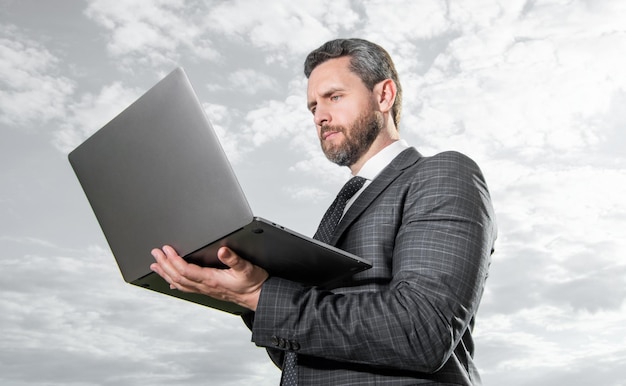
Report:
338,176,367,201
313,176,367,244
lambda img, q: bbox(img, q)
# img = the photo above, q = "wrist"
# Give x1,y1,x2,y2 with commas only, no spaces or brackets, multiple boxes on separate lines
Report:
240,285,263,311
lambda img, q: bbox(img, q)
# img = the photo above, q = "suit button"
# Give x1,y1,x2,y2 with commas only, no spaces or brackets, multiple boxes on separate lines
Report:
289,341,300,351
278,338,287,348
271,336,279,346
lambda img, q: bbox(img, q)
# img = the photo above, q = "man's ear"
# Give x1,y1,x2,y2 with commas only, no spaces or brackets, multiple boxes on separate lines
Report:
374,79,397,114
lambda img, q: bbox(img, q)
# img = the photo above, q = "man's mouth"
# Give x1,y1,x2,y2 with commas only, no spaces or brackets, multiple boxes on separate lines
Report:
321,126,342,141
322,131,339,140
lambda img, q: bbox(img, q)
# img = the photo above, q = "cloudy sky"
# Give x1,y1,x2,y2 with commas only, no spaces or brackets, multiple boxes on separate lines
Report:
2,0,625,385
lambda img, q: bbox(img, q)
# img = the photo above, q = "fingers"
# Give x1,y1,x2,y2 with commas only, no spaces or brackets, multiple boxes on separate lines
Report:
151,245,201,291
217,246,246,271
217,246,269,289
149,245,268,310
150,248,175,287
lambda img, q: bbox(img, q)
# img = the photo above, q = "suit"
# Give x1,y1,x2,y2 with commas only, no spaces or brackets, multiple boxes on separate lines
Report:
245,147,497,385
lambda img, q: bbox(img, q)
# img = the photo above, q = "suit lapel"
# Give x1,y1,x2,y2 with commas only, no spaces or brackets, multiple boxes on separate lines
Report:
330,147,422,246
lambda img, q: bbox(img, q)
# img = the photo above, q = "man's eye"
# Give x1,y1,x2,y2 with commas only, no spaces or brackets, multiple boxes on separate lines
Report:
330,95,341,101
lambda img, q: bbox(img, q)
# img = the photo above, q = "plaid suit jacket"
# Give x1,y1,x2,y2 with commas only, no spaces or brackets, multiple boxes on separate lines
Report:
246,148,497,385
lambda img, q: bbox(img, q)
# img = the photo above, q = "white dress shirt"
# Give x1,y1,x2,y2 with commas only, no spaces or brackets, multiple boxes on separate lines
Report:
343,139,409,215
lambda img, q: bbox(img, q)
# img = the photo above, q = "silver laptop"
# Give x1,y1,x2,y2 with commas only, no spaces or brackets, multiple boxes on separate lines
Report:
68,67,371,315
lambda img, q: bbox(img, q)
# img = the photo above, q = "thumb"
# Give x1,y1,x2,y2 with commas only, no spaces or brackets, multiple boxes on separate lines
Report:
217,247,247,271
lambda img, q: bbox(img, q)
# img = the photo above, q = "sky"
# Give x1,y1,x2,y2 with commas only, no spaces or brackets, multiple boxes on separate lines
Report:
1,0,625,385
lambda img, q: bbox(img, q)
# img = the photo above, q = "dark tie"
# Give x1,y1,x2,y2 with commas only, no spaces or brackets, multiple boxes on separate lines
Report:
280,351,298,386
280,176,367,386
313,176,367,244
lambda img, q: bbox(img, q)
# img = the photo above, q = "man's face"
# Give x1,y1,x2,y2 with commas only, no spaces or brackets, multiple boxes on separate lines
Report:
307,57,383,167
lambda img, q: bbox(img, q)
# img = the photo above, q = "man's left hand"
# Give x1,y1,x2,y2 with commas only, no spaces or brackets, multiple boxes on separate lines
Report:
150,245,268,311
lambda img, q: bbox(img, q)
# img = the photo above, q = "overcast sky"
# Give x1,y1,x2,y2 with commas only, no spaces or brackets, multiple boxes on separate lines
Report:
1,0,625,385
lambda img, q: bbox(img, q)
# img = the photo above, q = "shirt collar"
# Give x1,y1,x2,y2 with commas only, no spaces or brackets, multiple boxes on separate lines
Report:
356,139,409,181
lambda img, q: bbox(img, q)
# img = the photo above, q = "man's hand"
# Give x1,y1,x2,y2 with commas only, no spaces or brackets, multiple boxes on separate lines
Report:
150,245,268,311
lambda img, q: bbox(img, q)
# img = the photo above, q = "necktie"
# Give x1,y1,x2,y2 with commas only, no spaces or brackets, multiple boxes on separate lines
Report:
280,176,367,386
314,176,367,244
280,351,298,386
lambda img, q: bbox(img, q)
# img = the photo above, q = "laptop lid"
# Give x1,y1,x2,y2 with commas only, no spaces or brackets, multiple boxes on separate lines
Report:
69,68,253,284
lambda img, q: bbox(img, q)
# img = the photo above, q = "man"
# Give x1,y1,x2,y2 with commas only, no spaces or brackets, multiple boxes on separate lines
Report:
151,38,497,385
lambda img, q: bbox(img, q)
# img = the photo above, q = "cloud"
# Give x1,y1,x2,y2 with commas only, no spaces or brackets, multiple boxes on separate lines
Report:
401,0,626,163
84,0,219,69
204,0,359,62
244,98,305,147
592,89,626,157
84,0,360,70
362,0,454,50
283,185,331,204
52,81,141,153
201,102,252,164
475,149,626,383
229,69,279,95
0,24,75,128
206,69,280,98
0,235,59,249
483,161,626,310
476,303,626,386
4,1,626,385
0,243,279,385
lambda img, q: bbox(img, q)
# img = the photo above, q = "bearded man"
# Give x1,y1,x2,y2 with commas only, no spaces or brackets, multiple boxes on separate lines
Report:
151,38,497,386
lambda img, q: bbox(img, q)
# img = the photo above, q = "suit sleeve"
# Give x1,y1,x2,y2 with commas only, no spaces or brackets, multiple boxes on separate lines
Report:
249,152,497,373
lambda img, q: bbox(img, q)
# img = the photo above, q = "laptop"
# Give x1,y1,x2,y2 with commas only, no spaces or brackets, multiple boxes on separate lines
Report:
68,67,372,315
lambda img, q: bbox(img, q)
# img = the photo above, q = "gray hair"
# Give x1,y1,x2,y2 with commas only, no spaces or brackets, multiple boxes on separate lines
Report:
304,38,402,128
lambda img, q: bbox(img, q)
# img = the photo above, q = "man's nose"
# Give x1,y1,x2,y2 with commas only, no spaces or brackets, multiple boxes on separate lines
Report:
314,106,330,127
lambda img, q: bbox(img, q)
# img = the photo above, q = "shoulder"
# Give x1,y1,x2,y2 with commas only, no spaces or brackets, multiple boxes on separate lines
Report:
390,148,478,171
381,148,489,196
419,150,479,172
402,150,491,203
399,150,483,182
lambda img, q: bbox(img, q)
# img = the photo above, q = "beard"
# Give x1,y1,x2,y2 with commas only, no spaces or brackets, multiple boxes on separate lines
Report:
320,108,384,167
